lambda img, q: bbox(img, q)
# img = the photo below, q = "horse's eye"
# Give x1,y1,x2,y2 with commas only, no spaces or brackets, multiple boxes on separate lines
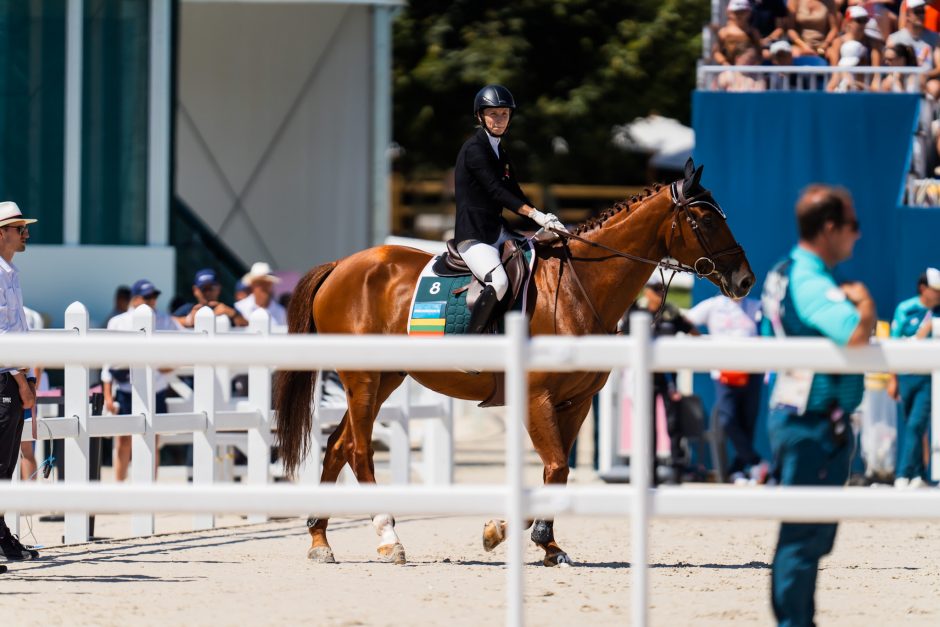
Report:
703,215,714,228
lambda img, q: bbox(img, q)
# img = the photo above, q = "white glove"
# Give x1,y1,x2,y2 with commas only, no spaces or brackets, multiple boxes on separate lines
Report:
529,209,569,235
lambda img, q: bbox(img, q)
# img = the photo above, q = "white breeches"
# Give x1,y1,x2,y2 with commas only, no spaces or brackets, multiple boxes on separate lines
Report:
459,240,509,300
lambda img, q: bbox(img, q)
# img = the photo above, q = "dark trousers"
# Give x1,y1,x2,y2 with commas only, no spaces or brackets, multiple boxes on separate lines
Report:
652,377,684,479
769,409,851,627
115,388,169,416
714,375,763,474
897,375,931,480
0,372,25,533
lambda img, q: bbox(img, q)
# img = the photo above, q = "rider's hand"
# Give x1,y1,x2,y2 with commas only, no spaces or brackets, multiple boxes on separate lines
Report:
528,208,569,236
533,227,560,243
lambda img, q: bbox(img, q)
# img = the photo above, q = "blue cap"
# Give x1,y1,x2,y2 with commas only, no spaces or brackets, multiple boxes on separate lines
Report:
131,279,161,298
193,268,218,289
234,280,247,293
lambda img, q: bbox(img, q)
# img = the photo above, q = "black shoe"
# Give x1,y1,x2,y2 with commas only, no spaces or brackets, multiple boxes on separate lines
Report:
0,533,40,561
0,564,7,574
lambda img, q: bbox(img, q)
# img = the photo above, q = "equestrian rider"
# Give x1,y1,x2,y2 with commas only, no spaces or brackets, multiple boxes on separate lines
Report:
454,84,569,333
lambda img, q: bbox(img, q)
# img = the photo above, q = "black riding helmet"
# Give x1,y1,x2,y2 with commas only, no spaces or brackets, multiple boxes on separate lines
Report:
474,85,516,128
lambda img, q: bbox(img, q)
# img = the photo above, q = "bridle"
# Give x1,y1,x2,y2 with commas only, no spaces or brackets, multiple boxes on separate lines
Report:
547,180,744,332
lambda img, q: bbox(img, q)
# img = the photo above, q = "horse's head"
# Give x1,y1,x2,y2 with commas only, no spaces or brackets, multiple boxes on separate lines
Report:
664,159,755,299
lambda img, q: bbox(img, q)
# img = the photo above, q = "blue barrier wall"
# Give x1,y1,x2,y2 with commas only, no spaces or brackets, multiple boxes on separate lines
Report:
691,91,928,467
692,91,921,316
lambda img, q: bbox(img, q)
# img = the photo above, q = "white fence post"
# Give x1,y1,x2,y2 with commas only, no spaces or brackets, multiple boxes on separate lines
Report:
131,304,156,536
630,311,653,627
597,370,619,476
193,307,218,529
422,394,454,485
388,383,411,484
64,301,90,543
504,313,528,627
302,371,325,484
248,309,272,523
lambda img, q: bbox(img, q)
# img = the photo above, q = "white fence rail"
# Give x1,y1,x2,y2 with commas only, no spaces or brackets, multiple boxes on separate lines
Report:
4,308,940,626
697,64,926,93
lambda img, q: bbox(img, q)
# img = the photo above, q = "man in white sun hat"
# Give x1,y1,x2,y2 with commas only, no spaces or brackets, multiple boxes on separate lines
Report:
235,261,287,327
0,201,41,562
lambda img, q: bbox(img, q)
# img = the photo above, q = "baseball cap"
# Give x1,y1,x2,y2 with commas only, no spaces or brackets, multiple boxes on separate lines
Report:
769,40,792,55
846,5,868,19
909,0,927,10
193,268,218,289
927,267,940,290
131,279,161,298
728,0,751,11
838,40,867,67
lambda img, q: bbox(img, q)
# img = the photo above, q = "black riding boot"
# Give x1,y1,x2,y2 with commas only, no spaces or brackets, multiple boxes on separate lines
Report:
467,285,500,334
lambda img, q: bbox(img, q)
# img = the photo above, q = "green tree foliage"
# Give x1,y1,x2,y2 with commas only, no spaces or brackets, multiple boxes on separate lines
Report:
393,0,708,184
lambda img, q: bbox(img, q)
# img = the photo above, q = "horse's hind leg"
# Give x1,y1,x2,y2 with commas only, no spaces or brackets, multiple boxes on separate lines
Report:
307,414,351,563
339,370,408,565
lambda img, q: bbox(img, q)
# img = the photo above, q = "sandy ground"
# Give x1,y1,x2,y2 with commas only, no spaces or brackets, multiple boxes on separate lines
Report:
4,408,940,625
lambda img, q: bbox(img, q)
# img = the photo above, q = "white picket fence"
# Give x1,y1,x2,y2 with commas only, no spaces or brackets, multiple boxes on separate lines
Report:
4,309,940,626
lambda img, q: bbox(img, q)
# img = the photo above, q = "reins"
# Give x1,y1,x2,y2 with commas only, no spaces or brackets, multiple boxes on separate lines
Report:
547,182,744,332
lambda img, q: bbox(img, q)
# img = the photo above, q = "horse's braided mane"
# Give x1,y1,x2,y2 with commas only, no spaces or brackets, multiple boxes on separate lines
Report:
571,183,664,235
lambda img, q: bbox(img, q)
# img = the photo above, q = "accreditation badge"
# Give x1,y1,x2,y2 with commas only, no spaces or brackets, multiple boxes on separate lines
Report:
769,369,814,415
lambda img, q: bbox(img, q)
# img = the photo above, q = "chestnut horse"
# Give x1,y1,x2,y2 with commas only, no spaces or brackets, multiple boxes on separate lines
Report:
275,160,754,567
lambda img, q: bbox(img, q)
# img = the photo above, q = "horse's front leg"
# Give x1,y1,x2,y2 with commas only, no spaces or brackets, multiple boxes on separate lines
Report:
482,392,587,567
531,395,594,567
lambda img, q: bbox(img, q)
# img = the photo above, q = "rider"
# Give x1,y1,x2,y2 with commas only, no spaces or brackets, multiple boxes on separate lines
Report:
454,84,569,333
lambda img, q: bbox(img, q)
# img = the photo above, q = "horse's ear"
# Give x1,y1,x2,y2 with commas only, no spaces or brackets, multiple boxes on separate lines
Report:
683,158,695,180
683,164,704,196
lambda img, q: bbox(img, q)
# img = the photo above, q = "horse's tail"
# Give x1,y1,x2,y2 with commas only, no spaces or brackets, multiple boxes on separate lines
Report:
274,260,337,478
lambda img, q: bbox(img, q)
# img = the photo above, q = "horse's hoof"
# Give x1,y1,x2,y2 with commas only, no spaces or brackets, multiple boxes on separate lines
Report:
378,543,407,565
482,520,506,552
543,552,573,568
307,546,336,563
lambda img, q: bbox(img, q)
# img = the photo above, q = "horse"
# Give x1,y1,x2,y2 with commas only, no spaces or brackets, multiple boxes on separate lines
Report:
275,159,755,567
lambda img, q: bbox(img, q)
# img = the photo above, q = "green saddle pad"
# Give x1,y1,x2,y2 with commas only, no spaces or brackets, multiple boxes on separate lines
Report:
408,247,533,337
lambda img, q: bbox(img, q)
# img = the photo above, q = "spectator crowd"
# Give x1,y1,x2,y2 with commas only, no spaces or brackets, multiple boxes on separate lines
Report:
712,1,939,92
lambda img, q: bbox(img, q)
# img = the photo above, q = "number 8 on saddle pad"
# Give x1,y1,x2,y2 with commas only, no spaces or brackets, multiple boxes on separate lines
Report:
407,274,473,336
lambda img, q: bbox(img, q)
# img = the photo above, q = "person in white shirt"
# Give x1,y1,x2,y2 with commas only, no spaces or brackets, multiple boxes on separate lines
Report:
0,201,40,561
686,294,769,483
18,306,49,481
102,279,181,481
235,262,287,327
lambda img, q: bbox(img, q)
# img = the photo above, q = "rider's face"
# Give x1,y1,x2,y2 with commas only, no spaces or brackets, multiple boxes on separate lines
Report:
482,108,512,136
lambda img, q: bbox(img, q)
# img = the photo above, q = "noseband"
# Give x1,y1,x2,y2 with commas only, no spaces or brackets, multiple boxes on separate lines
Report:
668,181,744,280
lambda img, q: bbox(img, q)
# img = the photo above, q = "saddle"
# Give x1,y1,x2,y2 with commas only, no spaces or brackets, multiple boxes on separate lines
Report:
432,238,529,311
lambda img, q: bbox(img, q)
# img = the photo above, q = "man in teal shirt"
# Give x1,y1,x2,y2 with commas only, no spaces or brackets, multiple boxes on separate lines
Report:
760,185,876,627
890,267,940,488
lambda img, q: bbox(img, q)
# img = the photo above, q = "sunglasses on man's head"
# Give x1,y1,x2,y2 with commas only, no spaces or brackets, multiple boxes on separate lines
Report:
3,225,28,235
913,8,927,17
852,17,868,24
